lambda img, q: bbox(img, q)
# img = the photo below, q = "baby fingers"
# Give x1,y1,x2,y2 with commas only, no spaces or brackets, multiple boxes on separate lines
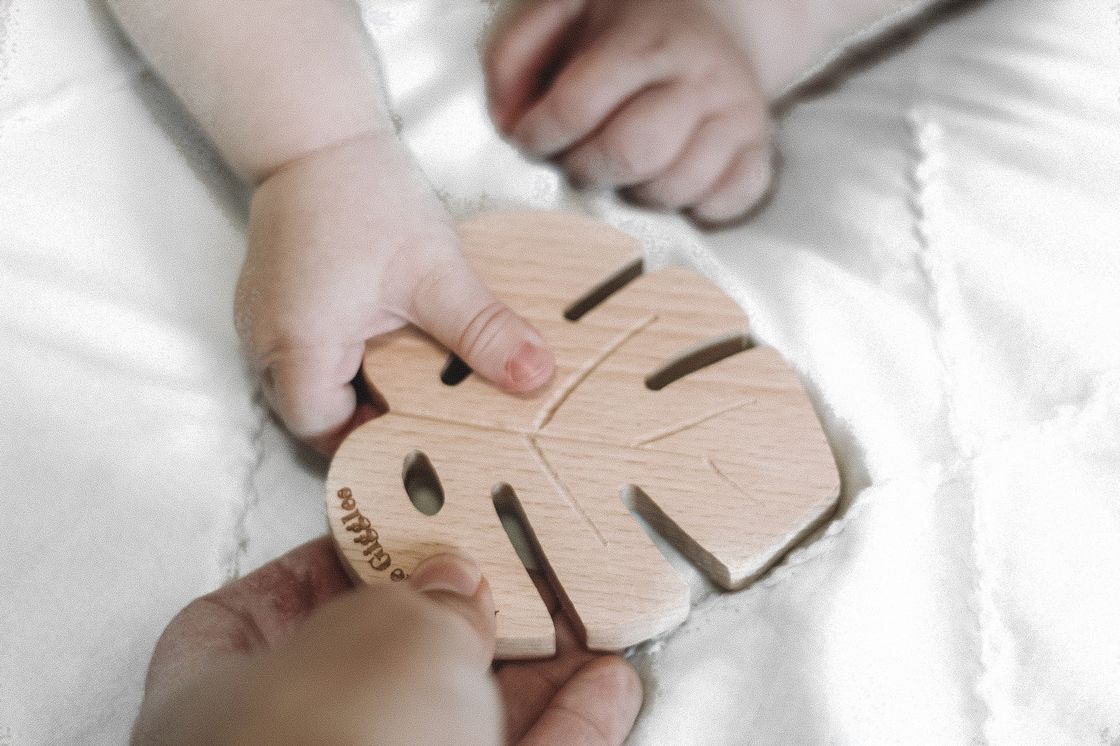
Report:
689,142,774,225
509,24,681,157
560,82,704,188
487,0,778,227
485,0,587,134
627,109,773,222
404,251,555,394
258,342,370,454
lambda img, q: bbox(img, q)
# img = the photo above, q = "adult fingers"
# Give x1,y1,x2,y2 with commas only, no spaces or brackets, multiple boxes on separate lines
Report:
509,26,679,158
559,82,704,188
406,553,499,666
495,573,625,744
496,614,598,742
485,0,586,133
406,251,554,393
254,551,497,672
292,554,500,728
516,656,642,746
237,552,500,745
144,537,353,694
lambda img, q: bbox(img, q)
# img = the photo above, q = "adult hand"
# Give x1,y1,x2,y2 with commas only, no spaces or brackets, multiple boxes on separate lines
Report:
132,536,641,745
496,566,643,744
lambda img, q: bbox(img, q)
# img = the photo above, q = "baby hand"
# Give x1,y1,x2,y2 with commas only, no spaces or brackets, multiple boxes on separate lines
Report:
486,0,773,224
236,133,555,453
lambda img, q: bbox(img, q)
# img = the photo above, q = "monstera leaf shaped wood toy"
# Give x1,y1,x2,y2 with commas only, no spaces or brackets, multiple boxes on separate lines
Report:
327,211,839,659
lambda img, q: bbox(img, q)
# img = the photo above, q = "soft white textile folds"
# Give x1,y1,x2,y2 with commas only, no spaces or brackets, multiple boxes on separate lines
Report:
1,1,1118,743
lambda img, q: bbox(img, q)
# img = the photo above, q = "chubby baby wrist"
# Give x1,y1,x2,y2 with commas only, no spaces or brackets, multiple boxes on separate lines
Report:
696,0,823,99
252,126,402,188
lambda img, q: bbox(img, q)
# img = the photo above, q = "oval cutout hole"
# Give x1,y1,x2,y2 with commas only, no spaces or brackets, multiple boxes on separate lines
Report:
440,354,473,386
645,333,754,391
402,450,445,516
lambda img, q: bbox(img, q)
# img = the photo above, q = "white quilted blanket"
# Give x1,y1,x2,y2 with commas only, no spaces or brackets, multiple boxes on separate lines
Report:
1,1,1118,743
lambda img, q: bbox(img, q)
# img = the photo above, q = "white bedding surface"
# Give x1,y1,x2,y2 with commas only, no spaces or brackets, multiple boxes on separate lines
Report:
2,1,1119,743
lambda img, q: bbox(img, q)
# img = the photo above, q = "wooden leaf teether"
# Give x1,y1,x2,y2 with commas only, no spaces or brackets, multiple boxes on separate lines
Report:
327,211,839,658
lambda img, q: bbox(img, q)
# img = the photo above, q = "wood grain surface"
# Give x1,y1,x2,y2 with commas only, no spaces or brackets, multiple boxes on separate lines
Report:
327,211,840,658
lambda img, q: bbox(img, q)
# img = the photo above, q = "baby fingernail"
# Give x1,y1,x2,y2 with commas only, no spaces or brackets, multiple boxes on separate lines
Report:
506,341,554,388
409,554,483,597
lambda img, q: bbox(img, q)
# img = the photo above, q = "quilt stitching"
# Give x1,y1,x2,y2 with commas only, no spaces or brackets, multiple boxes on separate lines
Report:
221,388,269,581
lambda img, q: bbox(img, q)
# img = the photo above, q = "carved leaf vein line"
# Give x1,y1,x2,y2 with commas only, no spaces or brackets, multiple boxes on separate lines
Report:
532,313,659,432
630,397,757,447
523,434,609,548
705,456,762,506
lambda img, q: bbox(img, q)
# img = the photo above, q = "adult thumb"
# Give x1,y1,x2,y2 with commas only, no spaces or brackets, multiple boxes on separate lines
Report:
407,253,554,393
408,553,498,667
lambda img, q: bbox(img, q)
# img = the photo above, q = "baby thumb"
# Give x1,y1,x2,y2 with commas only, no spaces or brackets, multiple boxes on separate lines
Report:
408,254,554,392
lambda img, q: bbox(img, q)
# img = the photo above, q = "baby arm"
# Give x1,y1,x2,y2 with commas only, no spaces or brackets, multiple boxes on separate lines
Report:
487,0,928,224
108,0,555,453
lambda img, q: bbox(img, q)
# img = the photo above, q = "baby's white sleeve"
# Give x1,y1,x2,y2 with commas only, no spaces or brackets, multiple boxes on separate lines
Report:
784,0,948,95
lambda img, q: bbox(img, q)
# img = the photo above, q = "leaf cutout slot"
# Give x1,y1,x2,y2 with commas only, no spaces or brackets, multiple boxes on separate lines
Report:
645,332,755,391
350,367,389,415
402,450,445,516
330,211,843,658
563,257,644,321
491,483,541,572
492,483,564,614
439,354,473,386
623,485,729,589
